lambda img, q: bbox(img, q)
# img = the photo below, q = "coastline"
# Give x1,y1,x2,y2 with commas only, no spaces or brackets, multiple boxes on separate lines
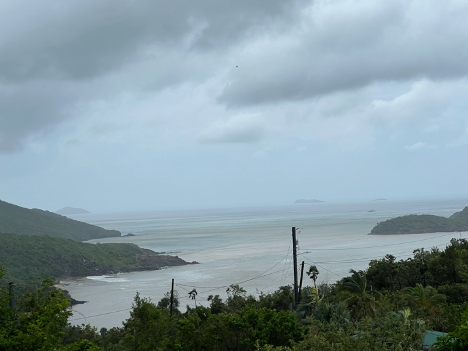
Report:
63,199,468,328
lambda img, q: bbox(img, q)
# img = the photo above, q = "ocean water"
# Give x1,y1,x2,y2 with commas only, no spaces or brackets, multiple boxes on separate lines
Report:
60,199,468,328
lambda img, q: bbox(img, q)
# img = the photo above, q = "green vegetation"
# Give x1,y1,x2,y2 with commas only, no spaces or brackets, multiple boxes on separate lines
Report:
0,199,193,303
0,199,120,241
0,233,190,289
371,206,468,234
433,309,468,351
0,268,102,350
3,238,468,350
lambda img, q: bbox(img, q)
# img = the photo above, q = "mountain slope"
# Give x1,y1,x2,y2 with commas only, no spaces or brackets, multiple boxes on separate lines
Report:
0,199,120,241
0,233,191,287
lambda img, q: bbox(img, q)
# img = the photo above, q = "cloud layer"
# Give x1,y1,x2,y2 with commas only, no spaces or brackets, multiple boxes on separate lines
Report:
1,0,468,211
2,0,468,153
0,0,301,151
219,1,468,106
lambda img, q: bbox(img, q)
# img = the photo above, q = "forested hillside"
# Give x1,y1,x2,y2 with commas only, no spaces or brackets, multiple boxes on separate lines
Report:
0,233,190,287
371,206,468,234
0,199,120,241
4,238,468,350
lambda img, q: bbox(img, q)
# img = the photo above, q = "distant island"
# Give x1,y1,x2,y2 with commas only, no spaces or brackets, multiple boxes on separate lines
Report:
370,206,468,235
294,199,324,204
56,207,90,215
0,199,120,241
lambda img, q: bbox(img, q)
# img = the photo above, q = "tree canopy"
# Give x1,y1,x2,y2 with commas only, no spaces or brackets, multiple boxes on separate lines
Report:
3,238,468,350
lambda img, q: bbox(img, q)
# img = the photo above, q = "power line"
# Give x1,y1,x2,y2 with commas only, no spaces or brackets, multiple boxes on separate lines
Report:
298,239,459,281
301,255,343,278
299,232,456,251
176,266,290,296
67,236,462,323
280,245,292,285
176,245,292,291
67,229,467,324
69,265,291,323
66,241,292,300
68,308,132,322
257,272,292,293
298,240,455,265
176,284,210,302
282,256,293,285
68,245,294,321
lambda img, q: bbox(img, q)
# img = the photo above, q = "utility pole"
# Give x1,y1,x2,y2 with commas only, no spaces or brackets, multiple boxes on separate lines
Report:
298,261,305,302
292,227,298,306
170,279,174,317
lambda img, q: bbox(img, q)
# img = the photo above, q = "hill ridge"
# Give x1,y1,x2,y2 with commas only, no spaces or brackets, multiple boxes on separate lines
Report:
370,206,468,235
0,199,120,241
0,233,192,288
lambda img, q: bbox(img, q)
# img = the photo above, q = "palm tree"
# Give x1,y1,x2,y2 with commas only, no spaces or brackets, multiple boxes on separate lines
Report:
188,289,198,307
340,269,378,318
307,265,319,288
314,300,350,327
390,308,412,325
296,286,320,318
332,301,351,326
341,269,367,292
403,284,445,312
314,300,333,323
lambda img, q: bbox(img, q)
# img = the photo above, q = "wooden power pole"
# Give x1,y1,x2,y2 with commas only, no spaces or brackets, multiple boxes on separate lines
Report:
170,279,174,317
292,227,298,306
298,261,305,302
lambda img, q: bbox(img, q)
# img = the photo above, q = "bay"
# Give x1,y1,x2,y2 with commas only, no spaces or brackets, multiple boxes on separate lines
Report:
60,198,468,328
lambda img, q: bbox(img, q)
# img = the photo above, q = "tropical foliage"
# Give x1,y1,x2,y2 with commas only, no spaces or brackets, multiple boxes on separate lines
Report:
3,238,468,350
306,265,319,288
433,309,468,351
0,267,102,350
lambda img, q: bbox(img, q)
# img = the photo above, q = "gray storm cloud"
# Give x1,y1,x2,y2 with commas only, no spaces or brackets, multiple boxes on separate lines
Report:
1,0,468,153
0,0,303,152
218,1,468,106
0,0,301,82
0,82,77,151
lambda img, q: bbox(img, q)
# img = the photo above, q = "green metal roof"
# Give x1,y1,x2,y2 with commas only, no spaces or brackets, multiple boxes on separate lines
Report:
422,330,447,350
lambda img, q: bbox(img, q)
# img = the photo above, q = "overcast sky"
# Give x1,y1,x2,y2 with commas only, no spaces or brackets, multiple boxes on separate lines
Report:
1,0,467,212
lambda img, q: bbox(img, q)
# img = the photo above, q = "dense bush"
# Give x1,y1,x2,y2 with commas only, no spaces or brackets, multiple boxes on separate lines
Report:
3,238,468,350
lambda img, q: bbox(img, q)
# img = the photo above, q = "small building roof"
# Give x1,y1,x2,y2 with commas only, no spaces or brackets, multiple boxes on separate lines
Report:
422,330,447,351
